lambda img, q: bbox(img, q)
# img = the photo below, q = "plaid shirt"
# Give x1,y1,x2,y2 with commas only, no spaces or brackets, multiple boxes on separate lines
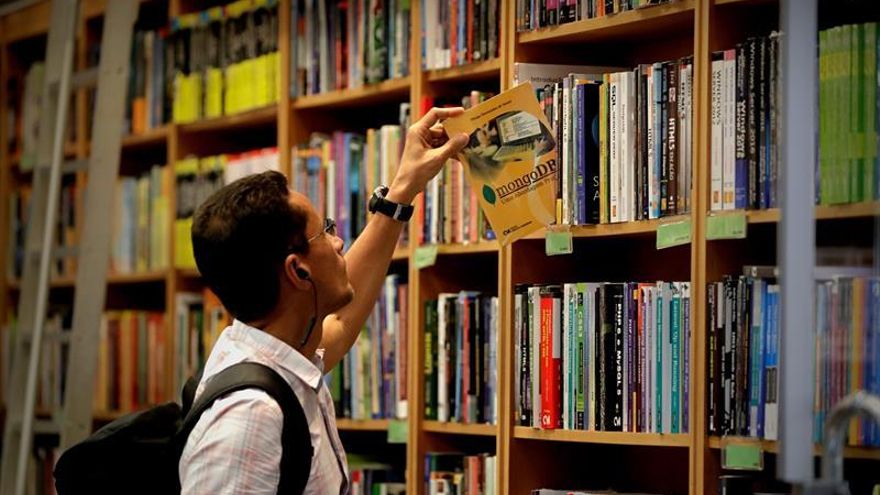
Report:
179,320,349,494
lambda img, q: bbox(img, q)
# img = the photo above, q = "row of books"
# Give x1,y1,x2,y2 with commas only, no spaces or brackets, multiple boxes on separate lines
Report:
514,58,694,225
7,182,79,280
515,282,691,433
348,454,405,495
112,166,172,274
175,147,281,269
329,275,409,420
516,0,674,32
127,0,281,129
705,272,780,439
818,22,879,205
173,289,230,397
710,34,780,212
420,0,500,70
290,0,411,97
426,452,497,495
94,310,169,413
708,267,880,448
291,107,409,248
424,292,499,425
419,92,496,245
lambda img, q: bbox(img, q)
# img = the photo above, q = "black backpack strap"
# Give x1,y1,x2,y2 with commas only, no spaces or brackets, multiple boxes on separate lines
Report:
179,362,313,495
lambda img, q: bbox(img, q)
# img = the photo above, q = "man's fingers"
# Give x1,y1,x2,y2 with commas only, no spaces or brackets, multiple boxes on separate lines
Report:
417,106,465,130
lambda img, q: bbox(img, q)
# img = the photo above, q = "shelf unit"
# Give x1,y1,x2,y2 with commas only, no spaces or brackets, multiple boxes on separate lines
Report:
706,437,880,462
1,1,878,495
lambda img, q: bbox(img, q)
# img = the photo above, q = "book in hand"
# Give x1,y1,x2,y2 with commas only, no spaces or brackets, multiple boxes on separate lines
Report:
443,83,560,245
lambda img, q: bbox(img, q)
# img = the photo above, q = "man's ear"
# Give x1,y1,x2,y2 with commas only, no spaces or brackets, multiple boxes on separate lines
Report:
283,253,312,289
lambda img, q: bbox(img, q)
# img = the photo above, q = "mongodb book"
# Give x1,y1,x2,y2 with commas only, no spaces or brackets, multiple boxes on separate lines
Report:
443,83,559,245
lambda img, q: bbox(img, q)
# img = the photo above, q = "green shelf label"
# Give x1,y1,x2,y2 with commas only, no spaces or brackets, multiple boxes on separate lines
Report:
722,443,764,471
545,230,573,256
656,219,692,250
387,419,408,444
414,245,438,269
707,213,747,240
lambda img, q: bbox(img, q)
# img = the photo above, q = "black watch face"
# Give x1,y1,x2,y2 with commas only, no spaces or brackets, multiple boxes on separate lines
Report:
369,193,379,213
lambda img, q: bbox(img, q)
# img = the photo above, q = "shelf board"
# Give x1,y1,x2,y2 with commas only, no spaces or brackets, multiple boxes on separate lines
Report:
423,420,497,437
715,0,777,5
335,418,391,432
707,436,880,460
178,105,277,134
292,77,411,110
434,241,500,255
8,269,168,289
514,426,690,447
425,58,502,83
523,216,680,240
178,267,202,279
720,202,879,225
517,0,695,45
121,125,169,149
392,246,410,261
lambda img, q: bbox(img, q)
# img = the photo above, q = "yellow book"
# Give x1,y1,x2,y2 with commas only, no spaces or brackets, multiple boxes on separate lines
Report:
205,67,223,118
444,83,559,245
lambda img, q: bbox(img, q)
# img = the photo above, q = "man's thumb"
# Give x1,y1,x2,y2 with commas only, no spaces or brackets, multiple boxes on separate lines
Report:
435,132,469,162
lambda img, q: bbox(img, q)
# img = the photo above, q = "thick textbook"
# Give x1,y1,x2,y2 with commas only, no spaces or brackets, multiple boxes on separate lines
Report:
443,83,559,245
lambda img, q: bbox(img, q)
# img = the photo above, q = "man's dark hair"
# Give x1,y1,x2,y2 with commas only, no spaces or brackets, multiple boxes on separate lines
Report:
192,170,309,322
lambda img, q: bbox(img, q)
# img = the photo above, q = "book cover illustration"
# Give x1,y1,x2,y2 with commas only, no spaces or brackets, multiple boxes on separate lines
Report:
443,83,559,245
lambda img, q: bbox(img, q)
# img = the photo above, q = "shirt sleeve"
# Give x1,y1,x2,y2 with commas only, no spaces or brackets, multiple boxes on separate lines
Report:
179,389,284,495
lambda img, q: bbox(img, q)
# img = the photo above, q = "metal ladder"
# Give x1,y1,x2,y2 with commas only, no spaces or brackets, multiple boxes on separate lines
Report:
0,1,138,494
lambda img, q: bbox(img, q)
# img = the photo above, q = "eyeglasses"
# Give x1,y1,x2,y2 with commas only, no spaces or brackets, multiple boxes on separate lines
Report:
307,218,337,243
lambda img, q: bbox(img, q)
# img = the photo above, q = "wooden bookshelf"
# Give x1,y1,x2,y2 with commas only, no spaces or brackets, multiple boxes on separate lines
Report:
291,77,412,110
336,418,391,432
517,0,695,45
423,421,498,437
514,427,691,447
707,436,880,461
3,2,877,495
425,58,502,83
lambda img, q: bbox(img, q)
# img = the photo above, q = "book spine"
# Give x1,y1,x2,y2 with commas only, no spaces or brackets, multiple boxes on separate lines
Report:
711,56,724,211
666,60,679,215
576,83,587,224
735,44,749,209
612,285,624,431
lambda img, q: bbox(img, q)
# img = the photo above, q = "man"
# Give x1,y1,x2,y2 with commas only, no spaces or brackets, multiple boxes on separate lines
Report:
179,107,469,494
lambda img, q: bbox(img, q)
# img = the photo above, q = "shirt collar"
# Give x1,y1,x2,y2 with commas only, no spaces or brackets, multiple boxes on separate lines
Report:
226,319,325,391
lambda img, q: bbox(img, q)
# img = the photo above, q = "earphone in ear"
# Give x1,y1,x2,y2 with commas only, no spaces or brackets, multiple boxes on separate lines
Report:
292,262,310,280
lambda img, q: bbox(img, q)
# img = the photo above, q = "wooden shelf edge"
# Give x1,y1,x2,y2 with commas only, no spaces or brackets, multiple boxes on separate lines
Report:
122,125,170,149
514,426,691,447
425,58,502,83
292,77,411,110
517,0,695,44
335,418,391,432
707,436,880,460
177,267,202,279
423,420,498,436
178,105,277,134
433,241,500,255
7,269,169,289
522,216,681,240
392,246,410,261
713,202,879,226
714,0,777,5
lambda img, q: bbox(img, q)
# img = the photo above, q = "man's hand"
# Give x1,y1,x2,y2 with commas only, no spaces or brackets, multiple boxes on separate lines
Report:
386,107,470,204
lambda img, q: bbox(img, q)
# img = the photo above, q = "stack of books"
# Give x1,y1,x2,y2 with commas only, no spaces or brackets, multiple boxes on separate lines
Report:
424,292,499,425
330,274,409,420
515,282,691,433
421,0,500,70
94,310,169,412
516,0,676,32
112,166,172,275
514,59,694,226
290,0,411,96
710,33,781,211
291,105,410,248
426,452,497,495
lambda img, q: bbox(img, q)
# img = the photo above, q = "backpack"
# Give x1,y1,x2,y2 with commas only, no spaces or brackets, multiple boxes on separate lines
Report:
53,362,313,495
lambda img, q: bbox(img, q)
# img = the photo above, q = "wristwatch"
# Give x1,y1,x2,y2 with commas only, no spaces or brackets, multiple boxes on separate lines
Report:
368,185,414,222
